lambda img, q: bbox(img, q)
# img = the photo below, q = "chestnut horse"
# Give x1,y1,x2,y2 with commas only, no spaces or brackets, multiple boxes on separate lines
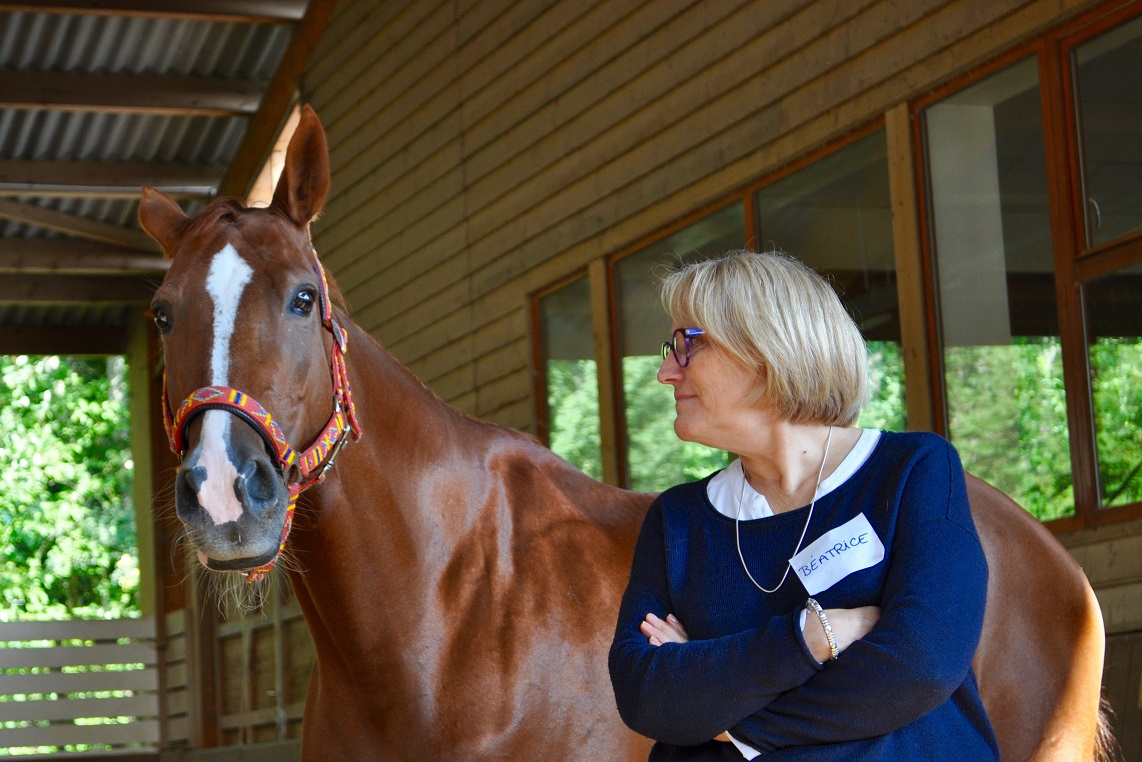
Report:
140,106,1109,761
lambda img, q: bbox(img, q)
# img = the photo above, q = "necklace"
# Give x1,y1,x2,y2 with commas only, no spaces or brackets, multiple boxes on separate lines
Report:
734,425,833,594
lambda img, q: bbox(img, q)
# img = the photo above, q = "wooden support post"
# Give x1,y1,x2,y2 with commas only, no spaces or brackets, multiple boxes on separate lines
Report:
589,258,621,487
885,102,936,433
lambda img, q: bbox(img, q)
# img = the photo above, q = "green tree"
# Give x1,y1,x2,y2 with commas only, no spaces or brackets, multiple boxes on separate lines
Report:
0,355,137,620
945,338,1074,521
623,356,729,492
546,359,603,481
1091,337,1142,506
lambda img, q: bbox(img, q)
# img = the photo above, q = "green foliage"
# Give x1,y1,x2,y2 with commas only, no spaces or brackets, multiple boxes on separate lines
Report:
945,338,1074,521
546,359,603,481
859,341,906,432
1090,337,1142,506
0,356,138,620
622,356,730,492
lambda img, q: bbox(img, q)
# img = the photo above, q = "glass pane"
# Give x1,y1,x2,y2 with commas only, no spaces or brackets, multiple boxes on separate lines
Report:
756,129,904,432
538,277,602,480
1073,14,1142,247
1084,262,1142,508
925,57,1074,521
614,204,743,491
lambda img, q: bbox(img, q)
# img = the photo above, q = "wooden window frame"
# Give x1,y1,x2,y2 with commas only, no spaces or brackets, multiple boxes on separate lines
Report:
910,0,1142,531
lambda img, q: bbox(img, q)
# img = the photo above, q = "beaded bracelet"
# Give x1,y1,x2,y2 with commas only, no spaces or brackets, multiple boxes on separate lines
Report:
805,597,839,661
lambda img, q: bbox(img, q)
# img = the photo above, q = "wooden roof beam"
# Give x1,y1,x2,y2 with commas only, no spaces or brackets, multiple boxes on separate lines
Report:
0,0,306,23
0,160,223,197
0,199,159,252
0,324,127,355
0,238,168,275
0,273,156,303
0,72,264,116
219,0,338,198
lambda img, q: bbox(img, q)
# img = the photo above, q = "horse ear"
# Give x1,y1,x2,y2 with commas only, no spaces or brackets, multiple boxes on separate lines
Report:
138,186,189,259
271,104,330,227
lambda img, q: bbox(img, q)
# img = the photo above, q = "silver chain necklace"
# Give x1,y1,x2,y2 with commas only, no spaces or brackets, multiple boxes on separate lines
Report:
734,426,833,594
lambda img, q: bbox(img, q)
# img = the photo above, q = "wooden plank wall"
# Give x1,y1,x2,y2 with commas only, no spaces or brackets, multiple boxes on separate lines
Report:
0,618,159,757
302,0,1101,432
1064,516,1142,755
161,610,190,750
214,581,313,746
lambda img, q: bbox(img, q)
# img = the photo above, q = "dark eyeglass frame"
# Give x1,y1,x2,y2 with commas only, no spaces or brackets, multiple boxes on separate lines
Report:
661,327,706,367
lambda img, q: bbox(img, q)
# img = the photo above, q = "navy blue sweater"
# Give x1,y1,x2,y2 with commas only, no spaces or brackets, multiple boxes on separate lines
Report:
609,431,999,760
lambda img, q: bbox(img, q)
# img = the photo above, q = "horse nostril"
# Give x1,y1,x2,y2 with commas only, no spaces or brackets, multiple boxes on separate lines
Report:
237,459,280,518
175,466,208,521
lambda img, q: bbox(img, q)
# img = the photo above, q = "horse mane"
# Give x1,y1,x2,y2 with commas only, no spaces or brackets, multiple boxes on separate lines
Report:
183,196,247,240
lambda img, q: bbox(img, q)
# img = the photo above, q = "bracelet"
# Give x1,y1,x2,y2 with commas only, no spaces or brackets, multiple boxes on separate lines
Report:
805,597,839,661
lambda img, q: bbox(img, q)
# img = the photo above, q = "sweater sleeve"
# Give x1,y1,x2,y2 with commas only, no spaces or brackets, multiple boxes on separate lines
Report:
728,439,988,751
608,498,821,747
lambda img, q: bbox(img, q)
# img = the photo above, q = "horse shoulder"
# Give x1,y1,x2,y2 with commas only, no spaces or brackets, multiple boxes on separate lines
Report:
428,433,651,758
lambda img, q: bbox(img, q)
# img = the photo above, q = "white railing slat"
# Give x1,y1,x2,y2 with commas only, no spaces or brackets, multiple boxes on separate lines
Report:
0,617,154,642
2,665,159,695
2,718,160,747
0,642,156,670
0,692,159,723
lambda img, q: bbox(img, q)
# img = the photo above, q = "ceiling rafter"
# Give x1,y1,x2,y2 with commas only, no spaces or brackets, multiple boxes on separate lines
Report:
219,0,338,198
0,0,306,23
0,198,159,251
0,273,157,303
0,72,264,116
0,238,168,275
0,324,128,355
0,160,224,197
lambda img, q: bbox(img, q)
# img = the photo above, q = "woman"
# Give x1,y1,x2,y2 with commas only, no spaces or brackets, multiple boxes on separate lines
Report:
608,250,998,760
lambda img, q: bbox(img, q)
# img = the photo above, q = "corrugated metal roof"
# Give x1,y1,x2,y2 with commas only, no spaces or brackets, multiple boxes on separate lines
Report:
0,12,290,79
0,3,312,342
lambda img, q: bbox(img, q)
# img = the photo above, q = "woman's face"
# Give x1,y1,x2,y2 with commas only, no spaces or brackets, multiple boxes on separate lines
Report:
657,327,761,450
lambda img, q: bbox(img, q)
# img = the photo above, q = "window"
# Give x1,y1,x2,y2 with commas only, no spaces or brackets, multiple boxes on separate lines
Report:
536,276,602,480
755,129,904,432
923,57,1074,521
1072,14,1142,248
1083,262,1142,508
613,204,744,491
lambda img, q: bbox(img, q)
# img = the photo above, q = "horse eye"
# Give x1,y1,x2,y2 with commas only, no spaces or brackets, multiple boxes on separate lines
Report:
152,307,172,333
290,289,316,316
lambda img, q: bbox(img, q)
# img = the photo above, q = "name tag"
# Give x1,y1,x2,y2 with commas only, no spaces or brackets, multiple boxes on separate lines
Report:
789,513,885,596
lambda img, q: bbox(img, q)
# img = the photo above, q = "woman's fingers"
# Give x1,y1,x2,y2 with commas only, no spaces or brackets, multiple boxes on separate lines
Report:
641,612,691,645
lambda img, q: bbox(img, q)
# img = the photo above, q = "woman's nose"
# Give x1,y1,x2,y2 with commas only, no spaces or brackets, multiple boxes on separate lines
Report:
657,353,682,385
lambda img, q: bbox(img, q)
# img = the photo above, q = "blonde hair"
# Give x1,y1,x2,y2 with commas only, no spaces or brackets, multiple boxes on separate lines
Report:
659,250,868,426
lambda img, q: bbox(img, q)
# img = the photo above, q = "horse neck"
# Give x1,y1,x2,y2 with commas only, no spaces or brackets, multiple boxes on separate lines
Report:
285,319,494,660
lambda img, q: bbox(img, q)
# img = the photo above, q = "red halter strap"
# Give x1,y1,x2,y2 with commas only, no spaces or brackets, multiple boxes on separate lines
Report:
162,244,362,583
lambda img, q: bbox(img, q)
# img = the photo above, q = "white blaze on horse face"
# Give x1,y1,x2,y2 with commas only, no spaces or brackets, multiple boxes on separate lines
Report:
194,243,254,526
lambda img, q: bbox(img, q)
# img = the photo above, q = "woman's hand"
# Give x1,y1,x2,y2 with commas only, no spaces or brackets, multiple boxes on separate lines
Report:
640,612,689,646
642,613,732,743
804,606,880,663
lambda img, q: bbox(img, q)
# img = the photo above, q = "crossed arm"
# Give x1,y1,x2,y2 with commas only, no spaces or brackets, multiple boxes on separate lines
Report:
609,446,987,753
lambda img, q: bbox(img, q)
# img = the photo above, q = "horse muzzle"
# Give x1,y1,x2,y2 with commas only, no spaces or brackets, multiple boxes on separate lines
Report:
174,411,292,569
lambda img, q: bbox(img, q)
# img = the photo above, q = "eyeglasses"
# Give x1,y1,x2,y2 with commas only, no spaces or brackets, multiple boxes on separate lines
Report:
661,327,706,367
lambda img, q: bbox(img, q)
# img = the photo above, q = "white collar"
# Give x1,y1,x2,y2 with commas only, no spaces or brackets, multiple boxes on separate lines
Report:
707,429,882,520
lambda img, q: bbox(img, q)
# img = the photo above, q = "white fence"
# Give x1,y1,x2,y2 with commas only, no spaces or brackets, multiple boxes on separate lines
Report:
0,618,159,758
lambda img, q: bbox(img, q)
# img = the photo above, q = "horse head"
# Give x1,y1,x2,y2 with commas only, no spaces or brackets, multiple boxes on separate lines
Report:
140,106,357,580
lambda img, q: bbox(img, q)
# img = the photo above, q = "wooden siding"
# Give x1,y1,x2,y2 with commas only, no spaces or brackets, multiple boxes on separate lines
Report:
303,0,1102,431
0,618,159,756
1063,517,1142,757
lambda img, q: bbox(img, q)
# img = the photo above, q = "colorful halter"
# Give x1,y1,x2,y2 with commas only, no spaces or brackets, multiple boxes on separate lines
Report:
162,245,362,583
